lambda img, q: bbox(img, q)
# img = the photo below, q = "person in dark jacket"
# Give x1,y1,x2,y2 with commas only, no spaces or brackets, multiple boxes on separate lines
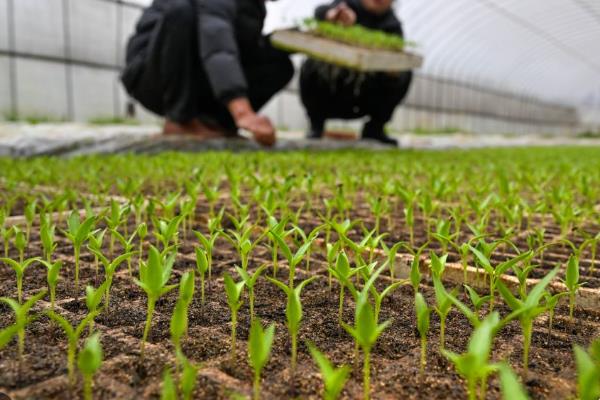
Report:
300,0,413,145
121,0,293,146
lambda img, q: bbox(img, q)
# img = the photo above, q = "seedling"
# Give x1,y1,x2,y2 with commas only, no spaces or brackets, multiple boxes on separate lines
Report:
543,291,567,338
415,292,431,377
236,264,269,321
432,276,456,350
13,226,26,264
464,285,491,313
442,312,500,400
267,276,318,372
112,229,138,276
1,256,40,303
47,309,98,383
180,357,199,400
429,252,448,279
328,252,362,324
24,199,37,243
497,267,559,375
195,247,209,307
0,290,47,359
269,231,315,287
154,215,184,250
63,211,96,297
40,219,57,263
106,200,131,255
194,229,219,282
161,368,177,400
85,281,108,332
135,245,178,358
564,255,584,321
87,229,107,284
574,340,600,400
341,288,390,400
308,342,351,400
248,319,275,400
469,245,532,311
380,241,406,280
224,273,245,361
498,362,530,400
78,333,103,400
0,325,19,351
171,271,195,362
88,249,135,310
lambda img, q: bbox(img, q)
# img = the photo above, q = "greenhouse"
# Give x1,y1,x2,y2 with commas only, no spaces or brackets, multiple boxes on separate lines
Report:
0,1,599,399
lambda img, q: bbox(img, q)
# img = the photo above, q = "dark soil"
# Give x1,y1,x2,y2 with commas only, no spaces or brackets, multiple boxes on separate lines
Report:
0,196,599,399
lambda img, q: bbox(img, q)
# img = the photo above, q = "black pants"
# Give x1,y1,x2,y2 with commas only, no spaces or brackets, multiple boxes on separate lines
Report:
121,0,294,131
300,60,413,137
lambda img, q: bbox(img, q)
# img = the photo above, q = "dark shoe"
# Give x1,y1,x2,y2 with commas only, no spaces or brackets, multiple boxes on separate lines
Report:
362,122,399,146
306,129,323,140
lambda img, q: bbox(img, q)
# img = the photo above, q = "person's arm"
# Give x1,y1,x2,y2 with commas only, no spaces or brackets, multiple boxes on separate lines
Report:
197,0,275,146
315,1,356,26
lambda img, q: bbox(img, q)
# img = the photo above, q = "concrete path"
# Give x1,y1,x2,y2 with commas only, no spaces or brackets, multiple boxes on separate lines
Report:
1,123,599,157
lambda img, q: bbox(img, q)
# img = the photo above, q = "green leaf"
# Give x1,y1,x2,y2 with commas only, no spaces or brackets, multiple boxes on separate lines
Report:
498,362,530,400
0,325,18,349
308,342,350,400
566,255,580,291
160,369,177,400
469,245,493,274
415,293,430,338
574,345,600,400
249,319,275,373
77,333,103,377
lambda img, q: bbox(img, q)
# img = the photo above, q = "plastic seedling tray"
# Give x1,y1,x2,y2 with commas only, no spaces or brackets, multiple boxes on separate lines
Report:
271,29,423,72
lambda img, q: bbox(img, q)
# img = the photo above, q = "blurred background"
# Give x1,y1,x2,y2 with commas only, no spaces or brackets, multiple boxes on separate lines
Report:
1,0,599,136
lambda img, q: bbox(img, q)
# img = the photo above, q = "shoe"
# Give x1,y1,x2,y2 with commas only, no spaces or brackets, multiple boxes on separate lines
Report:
306,129,323,140
366,134,399,146
362,122,399,147
162,119,227,140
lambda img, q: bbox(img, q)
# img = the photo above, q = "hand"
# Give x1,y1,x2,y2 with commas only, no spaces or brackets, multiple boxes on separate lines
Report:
237,114,276,147
228,98,276,147
325,2,357,26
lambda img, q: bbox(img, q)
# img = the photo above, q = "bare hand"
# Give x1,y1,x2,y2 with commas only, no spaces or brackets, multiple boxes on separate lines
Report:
326,2,357,26
228,97,277,147
237,114,276,147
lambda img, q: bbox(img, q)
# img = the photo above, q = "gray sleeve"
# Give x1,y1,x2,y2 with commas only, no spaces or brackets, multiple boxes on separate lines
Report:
197,0,247,103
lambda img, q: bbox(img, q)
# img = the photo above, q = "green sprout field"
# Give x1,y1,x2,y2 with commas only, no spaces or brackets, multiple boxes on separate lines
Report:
0,148,599,400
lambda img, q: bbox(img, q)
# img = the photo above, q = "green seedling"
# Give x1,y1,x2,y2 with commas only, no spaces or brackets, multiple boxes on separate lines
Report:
266,215,292,276
248,319,275,400
224,273,245,361
24,199,37,243
341,289,390,400
37,260,62,312
194,229,219,282
47,309,98,383
171,271,195,362
429,252,448,278
469,245,532,311
85,281,109,333
88,249,135,310
574,340,600,400
13,226,26,264
497,267,559,375
1,256,40,303
543,291,567,338
236,264,269,322
135,245,178,358
1,211,13,257
154,215,184,250
498,362,530,400
195,247,209,306
432,276,456,350
40,219,57,263
63,211,96,297
78,333,103,400
270,231,315,287
326,241,341,289
328,252,363,324
160,368,177,400
380,241,406,280
564,255,584,321
442,312,500,400
1,290,47,359
106,200,131,255
180,357,199,400
222,226,260,273
88,229,107,283
415,292,431,377
464,285,491,313
308,342,351,400
137,222,148,262
267,276,318,373
291,224,321,271
112,229,138,276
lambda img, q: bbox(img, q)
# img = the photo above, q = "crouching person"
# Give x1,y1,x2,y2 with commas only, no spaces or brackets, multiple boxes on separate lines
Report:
300,0,413,146
121,0,294,146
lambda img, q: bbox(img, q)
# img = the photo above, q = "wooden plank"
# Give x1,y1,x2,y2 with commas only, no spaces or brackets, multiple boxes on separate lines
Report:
271,29,423,72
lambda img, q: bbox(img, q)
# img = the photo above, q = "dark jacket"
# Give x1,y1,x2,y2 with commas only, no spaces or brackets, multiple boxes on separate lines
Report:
123,0,267,104
315,0,404,37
